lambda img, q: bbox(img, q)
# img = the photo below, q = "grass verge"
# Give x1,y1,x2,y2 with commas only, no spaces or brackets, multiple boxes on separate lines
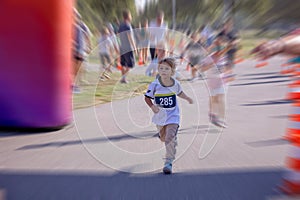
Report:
72,72,154,110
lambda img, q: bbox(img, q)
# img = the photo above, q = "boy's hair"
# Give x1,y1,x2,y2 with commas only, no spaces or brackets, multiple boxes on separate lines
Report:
123,9,131,19
159,57,176,75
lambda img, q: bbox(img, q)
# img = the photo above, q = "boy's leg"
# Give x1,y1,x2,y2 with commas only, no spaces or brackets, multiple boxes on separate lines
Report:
211,95,218,115
120,54,127,82
210,95,222,126
121,66,130,83
143,48,148,63
208,95,215,121
104,54,112,73
191,67,197,80
73,58,83,93
157,125,166,142
212,93,227,128
99,54,110,79
73,59,82,83
163,124,179,174
79,61,89,85
217,94,225,120
216,94,227,128
121,51,134,83
99,54,105,75
99,54,105,69
150,47,156,60
121,66,130,76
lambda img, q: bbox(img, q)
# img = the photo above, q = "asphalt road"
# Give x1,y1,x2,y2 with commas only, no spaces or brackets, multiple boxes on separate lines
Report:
0,56,298,200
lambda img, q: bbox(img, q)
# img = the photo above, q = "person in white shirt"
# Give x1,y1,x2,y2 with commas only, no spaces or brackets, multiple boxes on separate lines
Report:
144,57,193,174
145,42,167,77
149,11,168,61
98,27,114,79
200,34,229,128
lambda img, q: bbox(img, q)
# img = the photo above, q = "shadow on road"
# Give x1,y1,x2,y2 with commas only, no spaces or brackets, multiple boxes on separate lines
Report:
240,72,279,77
269,115,289,119
231,79,290,87
0,124,74,138
246,138,288,147
240,99,293,106
16,132,156,151
16,125,212,151
238,75,291,81
0,168,284,200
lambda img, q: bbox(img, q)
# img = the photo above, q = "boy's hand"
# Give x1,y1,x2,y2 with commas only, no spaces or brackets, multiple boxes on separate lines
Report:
151,105,160,113
186,97,193,104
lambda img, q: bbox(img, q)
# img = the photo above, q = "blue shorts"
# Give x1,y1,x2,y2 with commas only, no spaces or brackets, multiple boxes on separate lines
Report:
121,51,135,68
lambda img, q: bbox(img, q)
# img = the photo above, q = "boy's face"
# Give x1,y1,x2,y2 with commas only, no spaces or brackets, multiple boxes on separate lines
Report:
158,62,173,78
128,13,132,22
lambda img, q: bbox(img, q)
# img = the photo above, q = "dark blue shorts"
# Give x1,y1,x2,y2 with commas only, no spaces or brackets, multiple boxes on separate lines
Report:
120,51,135,68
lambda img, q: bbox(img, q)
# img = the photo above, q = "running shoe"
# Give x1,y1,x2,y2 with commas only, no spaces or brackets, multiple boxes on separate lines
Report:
163,162,173,174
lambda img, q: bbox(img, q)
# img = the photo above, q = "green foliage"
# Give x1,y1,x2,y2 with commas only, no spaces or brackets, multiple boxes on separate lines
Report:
72,72,154,109
141,0,227,30
76,0,136,33
140,0,300,30
76,0,300,33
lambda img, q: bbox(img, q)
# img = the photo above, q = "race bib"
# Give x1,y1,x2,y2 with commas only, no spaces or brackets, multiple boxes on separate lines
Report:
154,93,176,109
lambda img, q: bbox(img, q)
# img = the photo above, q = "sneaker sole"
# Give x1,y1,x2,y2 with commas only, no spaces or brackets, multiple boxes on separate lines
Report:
212,121,227,128
163,167,172,174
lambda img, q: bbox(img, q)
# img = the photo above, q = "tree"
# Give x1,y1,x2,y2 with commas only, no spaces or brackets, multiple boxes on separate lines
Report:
76,0,136,32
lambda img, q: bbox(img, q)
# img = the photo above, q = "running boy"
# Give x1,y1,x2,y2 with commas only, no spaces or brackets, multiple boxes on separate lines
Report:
144,57,193,174
201,34,229,128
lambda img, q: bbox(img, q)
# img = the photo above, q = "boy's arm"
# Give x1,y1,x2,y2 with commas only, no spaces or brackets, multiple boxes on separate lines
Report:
178,91,193,104
145,96,159,113
127,32,137,55
112,36,120,54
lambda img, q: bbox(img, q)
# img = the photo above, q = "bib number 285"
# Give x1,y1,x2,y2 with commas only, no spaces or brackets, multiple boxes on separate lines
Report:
159,97,173,106
155,95,176,108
